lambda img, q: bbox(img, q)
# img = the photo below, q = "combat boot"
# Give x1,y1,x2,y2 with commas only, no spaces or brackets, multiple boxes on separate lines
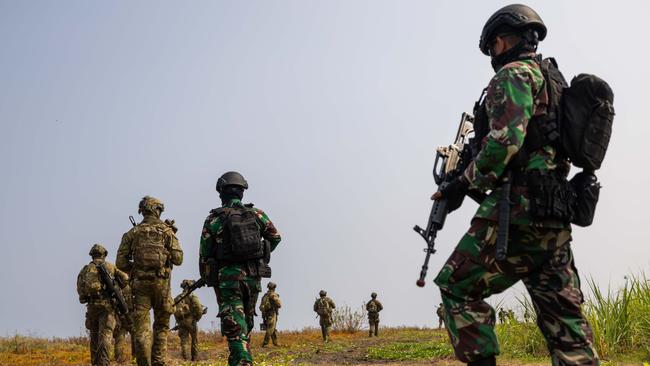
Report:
468,356,496,366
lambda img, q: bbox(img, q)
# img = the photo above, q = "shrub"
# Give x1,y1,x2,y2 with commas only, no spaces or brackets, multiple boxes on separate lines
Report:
331,304,365,333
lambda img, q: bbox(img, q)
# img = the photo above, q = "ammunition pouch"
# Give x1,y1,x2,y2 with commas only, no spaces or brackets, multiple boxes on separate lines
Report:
569,171,601,227
521,171,576,222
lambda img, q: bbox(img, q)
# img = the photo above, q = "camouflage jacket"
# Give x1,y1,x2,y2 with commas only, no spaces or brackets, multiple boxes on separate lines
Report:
116,215,183,279
463,56,569,228
199,198,281,282
174,292,204,324
76,258,129,306
260,290,282,316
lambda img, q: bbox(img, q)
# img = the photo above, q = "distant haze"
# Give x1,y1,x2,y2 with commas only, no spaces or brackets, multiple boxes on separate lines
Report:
0,0,648,337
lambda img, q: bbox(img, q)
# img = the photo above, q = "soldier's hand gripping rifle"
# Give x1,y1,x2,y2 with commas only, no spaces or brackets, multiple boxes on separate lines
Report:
414,113,475,287
173,278,206,306
97,263,133,327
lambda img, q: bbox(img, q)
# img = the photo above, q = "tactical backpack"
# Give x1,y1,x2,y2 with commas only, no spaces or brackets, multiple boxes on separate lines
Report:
367,300,378,313
315,298,332,317
525,57,614,226
215,207,263,262
132,224,170,271
174,297,191,319
77,264,103,299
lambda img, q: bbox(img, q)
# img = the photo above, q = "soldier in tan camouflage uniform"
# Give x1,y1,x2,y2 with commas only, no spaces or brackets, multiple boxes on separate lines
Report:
77,244,129,366
117,196,183,366
173,280,207,361
113,283,134,363
436,303,445,329
313,290,336,342
259,282,282,347
365,292,383,337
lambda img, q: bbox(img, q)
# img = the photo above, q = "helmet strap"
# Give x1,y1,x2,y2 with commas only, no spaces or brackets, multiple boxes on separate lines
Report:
490,29,539,72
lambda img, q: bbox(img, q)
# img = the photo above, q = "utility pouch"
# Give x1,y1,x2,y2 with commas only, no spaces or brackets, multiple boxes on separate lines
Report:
247,259,272,278
528,171,575,222
570,171,601,227
200,258,219,287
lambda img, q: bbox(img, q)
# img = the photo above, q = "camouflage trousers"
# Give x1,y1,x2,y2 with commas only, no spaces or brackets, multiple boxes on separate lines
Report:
132,277,174,366
262,313,278,346
177,319,199,361
215,275,261,366
368,314,379,336
319,316,332,341
113,316,133,363
85,303,116,366
434,219,599,365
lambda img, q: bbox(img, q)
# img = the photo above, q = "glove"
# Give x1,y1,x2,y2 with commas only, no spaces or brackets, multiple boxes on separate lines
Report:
436,176,469,212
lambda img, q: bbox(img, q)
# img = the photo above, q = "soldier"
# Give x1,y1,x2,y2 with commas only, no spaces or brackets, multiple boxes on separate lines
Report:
365,292,383,337
117,196,183,366
259,282,282,347
199,171,282,366
432,4,598,366
77,244,129,366
173,280,207,361
313,290,336,342
436,303,445,329
113,282,134,363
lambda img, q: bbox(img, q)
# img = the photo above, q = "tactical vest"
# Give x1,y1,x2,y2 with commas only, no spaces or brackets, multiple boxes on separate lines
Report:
175,297,192,319
214,207,263,262
260,293,276,314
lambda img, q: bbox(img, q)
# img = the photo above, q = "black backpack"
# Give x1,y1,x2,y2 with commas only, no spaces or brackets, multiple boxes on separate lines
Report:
214,207,263,262
535,58,615,226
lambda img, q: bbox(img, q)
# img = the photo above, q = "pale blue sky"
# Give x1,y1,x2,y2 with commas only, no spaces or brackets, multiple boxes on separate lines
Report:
0,0,648,337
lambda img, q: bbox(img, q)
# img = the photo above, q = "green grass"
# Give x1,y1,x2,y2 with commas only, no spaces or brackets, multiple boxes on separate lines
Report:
367,340,454,360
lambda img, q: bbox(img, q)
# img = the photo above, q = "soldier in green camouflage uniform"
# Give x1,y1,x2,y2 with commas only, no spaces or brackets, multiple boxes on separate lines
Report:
199,172,282,366
117,196,183,366
173,279,207,361
432,5,598,366
113,282,134,363
77,244,129,366
259,282,282,347
365,292,383,337
313,290,336,342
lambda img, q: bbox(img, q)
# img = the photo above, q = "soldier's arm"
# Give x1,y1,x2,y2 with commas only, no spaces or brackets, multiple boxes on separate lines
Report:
199,213,219,260
463,63,539,192
114,266,129,288
168,230,183,266
254,208,281,251
116,231,133,273
76,267,88,303
377,301,383,312
329,298,336,308
313,300,319,312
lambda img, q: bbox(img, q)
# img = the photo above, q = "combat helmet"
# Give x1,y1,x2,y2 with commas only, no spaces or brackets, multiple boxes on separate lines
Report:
89,243,108,258
371,292,377,299
267,282,277,290
181,279,195,289
138,196,165,216
479,4,547,55
216,171,249,193
319,290,327,297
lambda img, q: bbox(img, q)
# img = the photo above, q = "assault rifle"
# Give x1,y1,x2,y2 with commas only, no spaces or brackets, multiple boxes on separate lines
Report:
97,263,132,326
414,113,476,287
173,278,206,306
